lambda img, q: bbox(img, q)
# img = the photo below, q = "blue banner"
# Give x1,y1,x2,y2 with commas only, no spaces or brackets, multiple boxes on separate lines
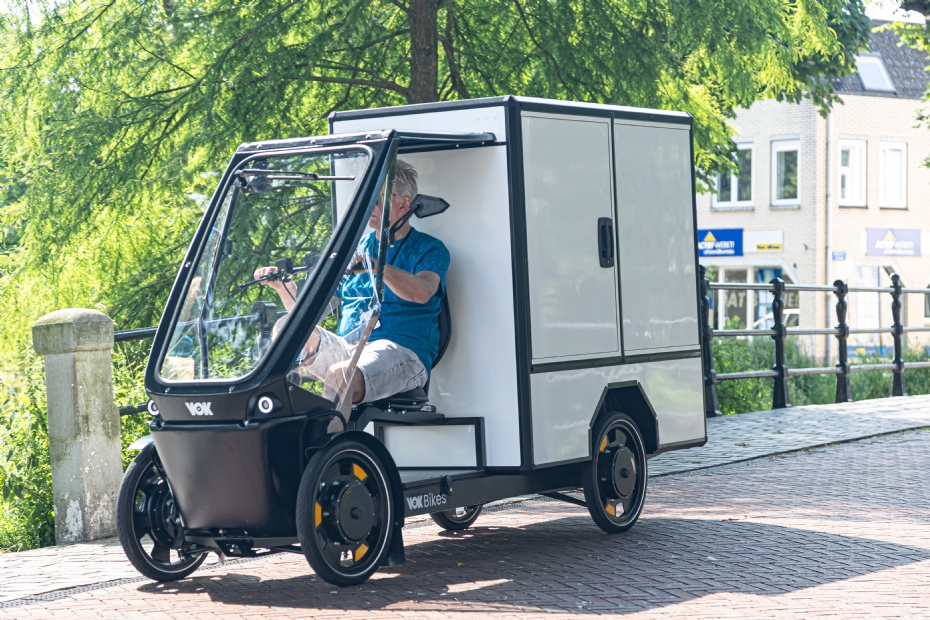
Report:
697,228,743,257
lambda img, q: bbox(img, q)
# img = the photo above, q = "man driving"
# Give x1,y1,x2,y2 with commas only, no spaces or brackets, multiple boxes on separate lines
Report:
253,159,450,405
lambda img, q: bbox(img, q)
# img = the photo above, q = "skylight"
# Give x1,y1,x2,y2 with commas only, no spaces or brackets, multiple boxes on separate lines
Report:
856,55,896,92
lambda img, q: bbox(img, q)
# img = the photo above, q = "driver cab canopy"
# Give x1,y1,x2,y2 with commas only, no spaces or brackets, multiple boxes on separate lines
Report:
148,129,495,419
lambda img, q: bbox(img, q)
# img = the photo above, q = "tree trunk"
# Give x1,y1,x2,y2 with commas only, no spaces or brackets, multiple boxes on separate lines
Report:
408,0,439,103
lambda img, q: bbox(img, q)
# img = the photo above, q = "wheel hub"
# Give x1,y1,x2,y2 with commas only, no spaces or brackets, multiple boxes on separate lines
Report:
611,447,636,497
334,481,375,542
144,482,180,549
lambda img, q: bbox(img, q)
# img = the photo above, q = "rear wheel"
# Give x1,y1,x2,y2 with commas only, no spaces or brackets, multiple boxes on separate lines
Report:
116,443,205,582
430,504,483,531
582,412,648,534
296,439,394,587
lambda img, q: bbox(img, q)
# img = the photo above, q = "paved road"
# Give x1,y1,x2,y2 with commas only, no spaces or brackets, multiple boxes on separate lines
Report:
649,394,930,475
2,396,929,617
0,397,930,617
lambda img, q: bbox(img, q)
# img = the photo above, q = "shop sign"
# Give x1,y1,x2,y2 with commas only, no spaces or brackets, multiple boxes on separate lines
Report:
745,230,783,253
866,228,921,257
698,228,742,257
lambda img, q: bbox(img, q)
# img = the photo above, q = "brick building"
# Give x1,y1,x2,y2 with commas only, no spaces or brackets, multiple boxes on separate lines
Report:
697,21,930,360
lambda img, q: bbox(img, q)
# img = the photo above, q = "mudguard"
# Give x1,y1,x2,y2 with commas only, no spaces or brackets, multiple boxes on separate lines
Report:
127,434,154,452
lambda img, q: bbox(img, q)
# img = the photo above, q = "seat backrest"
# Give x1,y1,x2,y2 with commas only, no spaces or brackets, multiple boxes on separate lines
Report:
434,290,451,369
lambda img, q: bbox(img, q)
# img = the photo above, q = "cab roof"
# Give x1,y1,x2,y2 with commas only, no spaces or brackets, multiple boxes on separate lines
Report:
237,130,498,155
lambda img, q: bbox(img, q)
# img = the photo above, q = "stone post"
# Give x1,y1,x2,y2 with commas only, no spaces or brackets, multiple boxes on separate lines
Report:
32,309,122,544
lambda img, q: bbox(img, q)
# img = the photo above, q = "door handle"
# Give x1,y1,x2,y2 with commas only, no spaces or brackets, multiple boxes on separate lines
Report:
598,217,615,268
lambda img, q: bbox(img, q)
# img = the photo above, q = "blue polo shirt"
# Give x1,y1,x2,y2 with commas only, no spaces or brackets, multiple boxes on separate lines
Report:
336,228,450,371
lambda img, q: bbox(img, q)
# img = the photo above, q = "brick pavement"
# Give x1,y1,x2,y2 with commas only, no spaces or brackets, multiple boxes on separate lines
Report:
1,424,928,617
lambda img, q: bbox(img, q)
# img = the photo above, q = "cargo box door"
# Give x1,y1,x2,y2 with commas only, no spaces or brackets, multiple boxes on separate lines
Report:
522,114,620,361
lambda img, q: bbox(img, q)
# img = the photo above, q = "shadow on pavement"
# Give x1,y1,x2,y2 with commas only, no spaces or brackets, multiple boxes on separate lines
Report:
138,514,930,614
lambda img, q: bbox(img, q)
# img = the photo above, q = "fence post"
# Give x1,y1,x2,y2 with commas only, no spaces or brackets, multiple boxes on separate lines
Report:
833,279,852,403
699,266,721,417
890,273,907,397
770,278,792,409
32,309,123,544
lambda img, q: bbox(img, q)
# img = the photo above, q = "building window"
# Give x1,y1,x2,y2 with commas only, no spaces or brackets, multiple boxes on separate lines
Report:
772,140,800,206
713,145,753,207
880,142,907,208
856,55,896,93
925,287,930,318
838,140,866,207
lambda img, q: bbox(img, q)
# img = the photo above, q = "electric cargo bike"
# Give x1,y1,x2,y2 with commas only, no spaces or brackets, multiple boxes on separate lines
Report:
118,96,708,587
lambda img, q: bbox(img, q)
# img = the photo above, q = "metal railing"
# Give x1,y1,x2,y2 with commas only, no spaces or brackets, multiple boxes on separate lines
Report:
700,265,930,417
114,328,155,417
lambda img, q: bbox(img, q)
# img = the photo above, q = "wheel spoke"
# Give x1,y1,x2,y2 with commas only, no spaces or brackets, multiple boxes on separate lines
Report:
151,545,171,564
133,511,149,539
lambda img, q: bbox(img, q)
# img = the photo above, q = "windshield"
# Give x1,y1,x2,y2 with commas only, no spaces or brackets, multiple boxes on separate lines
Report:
159,147,371,382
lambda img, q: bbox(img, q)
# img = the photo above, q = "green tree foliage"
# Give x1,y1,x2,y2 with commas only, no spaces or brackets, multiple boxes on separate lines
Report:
0,350,54,551
0,0,869,359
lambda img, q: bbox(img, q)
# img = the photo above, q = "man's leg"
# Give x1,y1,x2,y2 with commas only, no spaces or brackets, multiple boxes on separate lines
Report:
324,360,367,404
353,340,428,403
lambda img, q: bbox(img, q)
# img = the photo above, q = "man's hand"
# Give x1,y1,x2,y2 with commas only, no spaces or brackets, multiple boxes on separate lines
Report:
253,266,298,311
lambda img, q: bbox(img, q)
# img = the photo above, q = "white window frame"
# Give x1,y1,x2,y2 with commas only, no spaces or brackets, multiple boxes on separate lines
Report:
771,140,800,207
712,144,754,209
880,141,907,209
838,139,866,207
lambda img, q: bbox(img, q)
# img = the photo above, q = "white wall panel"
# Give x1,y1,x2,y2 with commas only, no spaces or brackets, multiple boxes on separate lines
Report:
522,114,620,360
614,122,700,352
531,357,705,465
332,106,506,141
383,425,478,468
404,146,521,467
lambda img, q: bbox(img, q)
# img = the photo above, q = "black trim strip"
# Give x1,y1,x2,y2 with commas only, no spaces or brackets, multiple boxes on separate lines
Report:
531,349,701,374
652,436,708,456
517,100,691,125
505,98,536,471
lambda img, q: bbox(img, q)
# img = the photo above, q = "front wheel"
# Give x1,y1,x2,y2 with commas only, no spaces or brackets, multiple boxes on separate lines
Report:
116,443,205,582
430,504,483,531
296,439,394,587
582,412,648,534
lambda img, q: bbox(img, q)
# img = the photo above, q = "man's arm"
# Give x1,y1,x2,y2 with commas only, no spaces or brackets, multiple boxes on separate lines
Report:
381,265,440,304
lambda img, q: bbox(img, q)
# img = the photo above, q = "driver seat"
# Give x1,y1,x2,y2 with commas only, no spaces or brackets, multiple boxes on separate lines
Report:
370,291,451,410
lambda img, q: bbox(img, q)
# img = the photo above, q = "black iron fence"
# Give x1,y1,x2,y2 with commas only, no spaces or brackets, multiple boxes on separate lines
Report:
700,265,930,417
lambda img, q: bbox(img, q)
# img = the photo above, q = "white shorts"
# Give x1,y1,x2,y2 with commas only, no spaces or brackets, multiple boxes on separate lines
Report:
298,329,428,403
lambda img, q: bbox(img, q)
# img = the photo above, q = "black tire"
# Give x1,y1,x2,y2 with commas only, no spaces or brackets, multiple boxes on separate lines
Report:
582,412,648,534
296,439,394,587
117,443,205,582
430,504,483,531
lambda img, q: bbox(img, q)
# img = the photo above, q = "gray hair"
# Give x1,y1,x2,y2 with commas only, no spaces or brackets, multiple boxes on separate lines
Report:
394,159,418,201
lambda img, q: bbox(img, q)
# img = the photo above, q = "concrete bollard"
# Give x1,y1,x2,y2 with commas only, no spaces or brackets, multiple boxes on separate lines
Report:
32,309,123,544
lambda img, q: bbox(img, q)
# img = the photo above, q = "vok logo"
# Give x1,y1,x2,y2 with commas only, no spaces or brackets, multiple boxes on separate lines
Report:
406,491,447,511
185,402,213,416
